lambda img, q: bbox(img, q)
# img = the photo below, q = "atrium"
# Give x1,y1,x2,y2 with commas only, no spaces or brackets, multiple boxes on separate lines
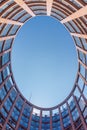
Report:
0,0,87,130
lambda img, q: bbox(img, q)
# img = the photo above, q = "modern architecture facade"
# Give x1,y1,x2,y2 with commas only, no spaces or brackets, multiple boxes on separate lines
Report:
0,0,87,130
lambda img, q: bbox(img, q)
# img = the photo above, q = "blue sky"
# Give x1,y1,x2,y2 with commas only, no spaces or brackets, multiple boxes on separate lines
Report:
12,16,78,108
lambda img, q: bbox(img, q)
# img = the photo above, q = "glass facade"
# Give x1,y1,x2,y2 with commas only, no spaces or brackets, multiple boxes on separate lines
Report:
0,0,87,130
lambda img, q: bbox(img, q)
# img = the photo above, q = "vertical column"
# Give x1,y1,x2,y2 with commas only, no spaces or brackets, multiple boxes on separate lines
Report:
2,94,19,130
73,95,87,129
50,110,52,130
27,107,33,130
46,0,53,16
15,100,26,130
39,110,42,130
59,107,64,130
66,102,75,130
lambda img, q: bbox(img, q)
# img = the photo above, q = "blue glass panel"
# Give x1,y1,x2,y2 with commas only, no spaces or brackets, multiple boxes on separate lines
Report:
69,21,81,33
1,107,7,117
62,108,68,117
52,8,66,18
64,23,75,33
69,100,75,110
3,39,12,51
4,98,12,111
0,24,12,36
0,72,2,84
52,114,60,121
6,124,14,130
12,107,20,121
51,12,63,20
63,116,71,128
9,117,16,128
23,105,31,117
79,51,85,64
8,25,19,35
10,88,17,102
16,97,24,110
5,79,12,91
2,52,10,65
20,119,28,128
19,14,30,22
12,10,26,21
3,67,8,79
74,37,82,47
72,108,79,121
0,86,6,101
81,38,87,50
52,121,60,128
0,41,3,52
42,116,50,123
32,114,40,121
0,115,5,125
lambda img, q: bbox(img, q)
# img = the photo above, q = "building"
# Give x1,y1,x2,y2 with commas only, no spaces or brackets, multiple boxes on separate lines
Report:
0,0,87,130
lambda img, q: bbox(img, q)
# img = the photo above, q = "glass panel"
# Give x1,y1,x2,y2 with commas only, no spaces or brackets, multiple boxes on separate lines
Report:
63,116,71,128
72,108,79,121
64,23,75,33
83,107,87,118
8,25,19,35
5,78,12,91
4,97,12,111
10,88,17,102
0,41,3,52
11,107,20,121
23,104,31,117
51,13,63,21
6,124,14,130
69,21,81,33
1,107,8,118
69,100,75,110
2,52,10,65
0,86,6,101
62,108,68,117
9,117,16,128
20,115,29,128
19,14,31,22
0,72,2,84
16,97,24,110
3,39,12,51
12,10,26,21
79,98,86,111
0,24,12,36
78,76,84,91
3,67,8,79
52,8,66,18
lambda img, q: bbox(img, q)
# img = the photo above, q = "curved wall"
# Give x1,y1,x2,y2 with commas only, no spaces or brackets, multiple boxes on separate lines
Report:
0,0,87,130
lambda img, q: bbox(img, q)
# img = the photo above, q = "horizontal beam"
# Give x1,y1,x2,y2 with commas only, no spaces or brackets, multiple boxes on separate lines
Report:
0,17,23,26
71,33,87,39
76,45,87,54
47,0,53,16
61,5,87,23
0,35,15,41
14,0,35,17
